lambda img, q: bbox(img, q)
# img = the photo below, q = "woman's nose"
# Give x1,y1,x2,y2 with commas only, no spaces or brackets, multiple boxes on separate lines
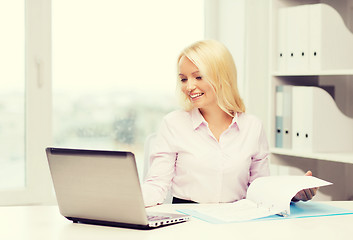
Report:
186,79,196,91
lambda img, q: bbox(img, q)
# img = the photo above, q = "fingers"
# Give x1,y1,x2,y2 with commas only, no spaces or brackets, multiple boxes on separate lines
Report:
291,171,318,202
292,190,306,202
291,196,299,202
292,187,319,202
309,187,318,196
309,188,315,197
303,189,313,201
298,189,311,202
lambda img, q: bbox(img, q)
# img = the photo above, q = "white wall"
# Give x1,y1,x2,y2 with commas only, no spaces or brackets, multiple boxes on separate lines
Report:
204,0,270,128
243,0,270,128
204,0,247,105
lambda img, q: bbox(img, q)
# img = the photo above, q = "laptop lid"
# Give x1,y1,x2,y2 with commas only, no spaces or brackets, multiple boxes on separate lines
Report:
46,147,149,227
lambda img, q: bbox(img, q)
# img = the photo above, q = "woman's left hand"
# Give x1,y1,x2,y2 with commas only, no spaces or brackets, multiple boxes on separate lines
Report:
292,171,319,202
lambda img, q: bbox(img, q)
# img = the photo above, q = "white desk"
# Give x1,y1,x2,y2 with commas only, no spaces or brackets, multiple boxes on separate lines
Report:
1,201,353,240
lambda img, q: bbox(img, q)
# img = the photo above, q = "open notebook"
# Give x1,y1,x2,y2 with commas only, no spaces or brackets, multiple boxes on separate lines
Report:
177,176,353,223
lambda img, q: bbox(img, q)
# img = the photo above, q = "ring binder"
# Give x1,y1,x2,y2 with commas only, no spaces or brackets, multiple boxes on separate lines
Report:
177,176,332,223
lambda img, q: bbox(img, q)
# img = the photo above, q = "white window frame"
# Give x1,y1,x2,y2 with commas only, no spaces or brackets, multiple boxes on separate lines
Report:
0,0,54,205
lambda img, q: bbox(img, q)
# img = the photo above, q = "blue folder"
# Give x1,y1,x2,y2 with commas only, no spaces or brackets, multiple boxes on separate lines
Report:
177,201,353,224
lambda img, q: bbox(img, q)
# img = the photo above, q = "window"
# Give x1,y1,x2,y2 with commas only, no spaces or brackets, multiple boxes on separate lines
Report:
0,0,52,205
52,0,204,174
0,0,25,190
0,0,204,205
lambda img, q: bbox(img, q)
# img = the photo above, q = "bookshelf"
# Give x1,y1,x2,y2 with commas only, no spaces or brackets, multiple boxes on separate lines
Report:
274,70,353,76
271,148,353,164
269,0,353,164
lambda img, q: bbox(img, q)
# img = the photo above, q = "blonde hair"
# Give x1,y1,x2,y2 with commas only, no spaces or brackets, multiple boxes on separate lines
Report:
176,39,245,117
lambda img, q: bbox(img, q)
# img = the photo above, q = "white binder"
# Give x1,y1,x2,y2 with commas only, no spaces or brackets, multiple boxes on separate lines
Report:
308,3,353,71
294,5,309,72
277,7,287,72
291,86,353,152
280,3,353,72
308,4,322,71
285,6,296,72
275,86,284,148
291,87,309,151
282,86,292,149
285,5,309,72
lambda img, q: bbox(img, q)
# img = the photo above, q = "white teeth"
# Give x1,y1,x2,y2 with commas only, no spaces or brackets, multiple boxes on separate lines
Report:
190,93,203,99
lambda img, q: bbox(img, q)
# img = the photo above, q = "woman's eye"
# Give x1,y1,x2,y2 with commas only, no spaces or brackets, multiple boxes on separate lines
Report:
196,76,202,80
180,78,187,82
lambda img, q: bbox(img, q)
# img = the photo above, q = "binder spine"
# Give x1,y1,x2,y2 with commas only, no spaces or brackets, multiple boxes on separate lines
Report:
291,86,353,152
282,86,292,149
277,3,353,73
275,86,284,148
277,8,287,72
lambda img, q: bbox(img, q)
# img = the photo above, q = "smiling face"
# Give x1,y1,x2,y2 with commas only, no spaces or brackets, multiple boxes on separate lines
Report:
178,55,217,110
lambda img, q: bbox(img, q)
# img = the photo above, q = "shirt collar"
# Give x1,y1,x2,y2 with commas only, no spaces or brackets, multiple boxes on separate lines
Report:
190,108,241,130
190,108,207,130
232,112,241,130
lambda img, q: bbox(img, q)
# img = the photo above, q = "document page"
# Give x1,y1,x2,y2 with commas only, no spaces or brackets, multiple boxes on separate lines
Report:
177,176,332,223
246,176,332,216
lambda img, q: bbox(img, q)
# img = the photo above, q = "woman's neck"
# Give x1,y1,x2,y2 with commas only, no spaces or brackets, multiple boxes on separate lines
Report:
199,105,233,127
199,106,233,141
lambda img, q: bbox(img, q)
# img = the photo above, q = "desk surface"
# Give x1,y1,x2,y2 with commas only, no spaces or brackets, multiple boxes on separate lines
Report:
1,201,353,240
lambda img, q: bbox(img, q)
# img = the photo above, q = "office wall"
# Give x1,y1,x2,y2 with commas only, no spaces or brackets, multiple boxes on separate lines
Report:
204,0,247,106
205,0,270,127
243,0,270,127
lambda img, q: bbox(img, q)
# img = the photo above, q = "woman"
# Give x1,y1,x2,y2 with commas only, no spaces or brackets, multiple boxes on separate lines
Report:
142,40,316,207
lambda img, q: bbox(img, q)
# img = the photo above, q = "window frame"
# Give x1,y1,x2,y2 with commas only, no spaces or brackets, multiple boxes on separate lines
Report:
1,0,211,205
0,0,54,205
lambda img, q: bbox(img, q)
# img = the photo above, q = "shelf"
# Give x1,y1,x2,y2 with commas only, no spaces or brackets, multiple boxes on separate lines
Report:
269,1,353,165
270,148,353,164
273,69,353,76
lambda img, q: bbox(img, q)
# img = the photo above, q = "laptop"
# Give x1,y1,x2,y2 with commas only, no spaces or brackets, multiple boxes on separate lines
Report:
46,147,190,229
